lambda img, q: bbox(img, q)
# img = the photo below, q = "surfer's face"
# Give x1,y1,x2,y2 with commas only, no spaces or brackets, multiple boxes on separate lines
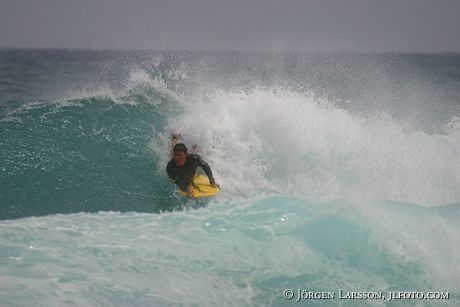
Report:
173,151,187,166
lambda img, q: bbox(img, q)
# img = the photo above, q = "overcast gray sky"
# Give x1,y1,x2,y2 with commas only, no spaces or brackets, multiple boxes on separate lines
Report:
1,0,460,52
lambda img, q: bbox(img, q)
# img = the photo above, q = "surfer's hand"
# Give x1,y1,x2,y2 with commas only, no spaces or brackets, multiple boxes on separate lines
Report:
186,186,194,198
211,182,220,189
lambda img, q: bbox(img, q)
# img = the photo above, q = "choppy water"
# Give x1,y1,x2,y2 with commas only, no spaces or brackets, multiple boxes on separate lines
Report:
1,49,459,306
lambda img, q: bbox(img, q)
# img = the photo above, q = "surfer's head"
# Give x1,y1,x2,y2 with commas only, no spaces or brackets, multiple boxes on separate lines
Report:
173,143,188,166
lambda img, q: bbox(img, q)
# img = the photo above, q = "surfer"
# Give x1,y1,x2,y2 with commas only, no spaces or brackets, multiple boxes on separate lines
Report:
167,133,220,197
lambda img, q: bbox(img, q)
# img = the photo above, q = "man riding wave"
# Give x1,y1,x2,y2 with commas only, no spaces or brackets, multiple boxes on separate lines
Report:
166,132,220,197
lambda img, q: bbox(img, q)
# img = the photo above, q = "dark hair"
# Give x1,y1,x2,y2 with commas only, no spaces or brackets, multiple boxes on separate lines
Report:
173,143,188,154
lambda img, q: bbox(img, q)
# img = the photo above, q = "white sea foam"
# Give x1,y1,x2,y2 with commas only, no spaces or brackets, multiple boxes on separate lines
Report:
163,87,460,206
0,198,458,306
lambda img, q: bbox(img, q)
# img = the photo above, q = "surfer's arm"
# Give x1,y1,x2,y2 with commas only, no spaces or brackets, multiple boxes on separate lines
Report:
170,130,181,158
195,156,216,185
166,161,190,191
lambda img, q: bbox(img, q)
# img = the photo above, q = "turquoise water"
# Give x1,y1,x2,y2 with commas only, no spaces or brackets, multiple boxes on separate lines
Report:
1,50,459,306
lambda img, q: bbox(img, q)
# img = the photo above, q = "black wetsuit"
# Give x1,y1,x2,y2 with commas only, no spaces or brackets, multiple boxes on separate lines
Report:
166,154,216,191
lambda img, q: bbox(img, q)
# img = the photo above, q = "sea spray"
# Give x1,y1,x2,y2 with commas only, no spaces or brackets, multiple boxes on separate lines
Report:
166,87,460,205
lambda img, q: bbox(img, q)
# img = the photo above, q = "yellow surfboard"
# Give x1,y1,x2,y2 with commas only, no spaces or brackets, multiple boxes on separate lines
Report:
178,175,220,198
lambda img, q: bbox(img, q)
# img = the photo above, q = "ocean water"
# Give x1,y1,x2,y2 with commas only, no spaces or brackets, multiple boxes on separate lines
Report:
0,49,459,306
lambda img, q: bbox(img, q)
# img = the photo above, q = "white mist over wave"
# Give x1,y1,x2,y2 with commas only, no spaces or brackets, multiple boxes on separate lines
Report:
162,87,460,206
58,69,180,107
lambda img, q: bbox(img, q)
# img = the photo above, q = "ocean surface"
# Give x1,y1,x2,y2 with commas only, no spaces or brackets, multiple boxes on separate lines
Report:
0,49,459,306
